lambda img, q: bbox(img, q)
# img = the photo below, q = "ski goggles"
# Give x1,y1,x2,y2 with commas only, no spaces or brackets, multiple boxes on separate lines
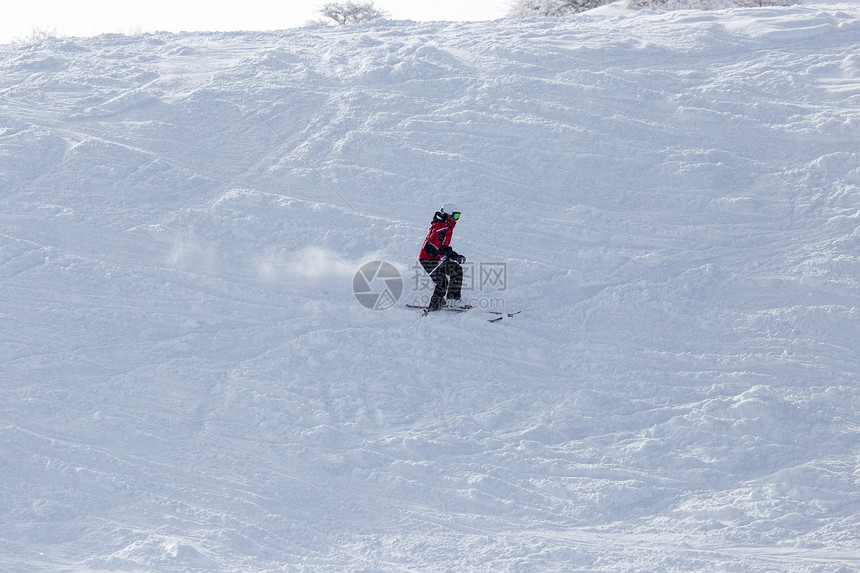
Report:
451,211,461,221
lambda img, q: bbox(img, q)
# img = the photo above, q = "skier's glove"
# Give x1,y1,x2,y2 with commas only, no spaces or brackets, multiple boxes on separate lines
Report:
455,254,466,264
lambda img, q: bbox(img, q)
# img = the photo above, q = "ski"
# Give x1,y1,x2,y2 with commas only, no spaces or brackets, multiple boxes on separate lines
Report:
487,310,522,318
406,303,470,312
406,304,520,322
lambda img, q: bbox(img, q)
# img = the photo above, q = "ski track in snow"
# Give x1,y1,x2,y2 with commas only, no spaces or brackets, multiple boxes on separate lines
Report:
1,4,859,571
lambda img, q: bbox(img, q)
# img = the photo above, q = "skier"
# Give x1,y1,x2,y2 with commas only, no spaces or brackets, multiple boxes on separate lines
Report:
418,203,467,312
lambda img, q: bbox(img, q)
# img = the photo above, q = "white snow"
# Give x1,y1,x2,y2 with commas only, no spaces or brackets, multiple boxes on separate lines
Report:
1,4,859,571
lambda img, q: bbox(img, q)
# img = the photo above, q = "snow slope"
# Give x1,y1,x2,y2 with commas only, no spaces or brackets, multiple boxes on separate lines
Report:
1,4,859,571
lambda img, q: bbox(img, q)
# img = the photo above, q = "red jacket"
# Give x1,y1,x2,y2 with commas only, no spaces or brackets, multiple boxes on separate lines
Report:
419,212,458,260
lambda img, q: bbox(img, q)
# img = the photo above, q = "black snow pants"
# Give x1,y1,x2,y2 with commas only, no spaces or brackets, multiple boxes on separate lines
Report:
419,258,463,309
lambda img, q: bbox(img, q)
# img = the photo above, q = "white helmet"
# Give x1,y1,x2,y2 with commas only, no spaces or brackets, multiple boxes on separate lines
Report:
440,203,461,221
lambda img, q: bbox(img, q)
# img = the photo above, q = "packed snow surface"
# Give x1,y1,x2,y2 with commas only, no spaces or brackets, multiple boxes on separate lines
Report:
1,4,859,571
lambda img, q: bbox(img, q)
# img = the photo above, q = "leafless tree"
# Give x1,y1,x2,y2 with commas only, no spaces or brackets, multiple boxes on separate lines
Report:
309,1,389,26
